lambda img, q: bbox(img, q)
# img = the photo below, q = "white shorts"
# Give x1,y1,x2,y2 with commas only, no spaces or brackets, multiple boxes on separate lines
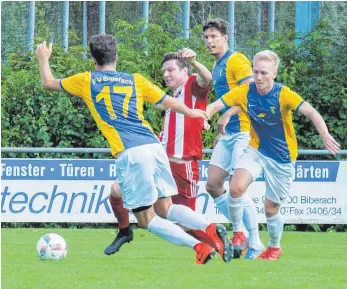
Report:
236,146,295,204
209,132,250,175
115,143,178,210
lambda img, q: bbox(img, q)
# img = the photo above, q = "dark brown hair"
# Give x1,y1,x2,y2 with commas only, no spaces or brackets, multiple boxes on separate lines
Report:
89,34,117,66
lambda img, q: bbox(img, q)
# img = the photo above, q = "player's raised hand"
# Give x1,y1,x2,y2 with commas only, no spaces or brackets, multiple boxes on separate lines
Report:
321,133,341,155
189,109,208,120
178,48,196,64
36,41,53,62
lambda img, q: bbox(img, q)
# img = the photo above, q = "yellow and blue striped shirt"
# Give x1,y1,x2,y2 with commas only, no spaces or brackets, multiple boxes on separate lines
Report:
221,82,304,163
212,50,253,133
61,71,166,157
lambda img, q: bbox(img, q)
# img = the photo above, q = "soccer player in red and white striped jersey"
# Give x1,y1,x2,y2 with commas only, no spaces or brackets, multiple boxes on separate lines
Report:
105,49,216,255
158,49,211,210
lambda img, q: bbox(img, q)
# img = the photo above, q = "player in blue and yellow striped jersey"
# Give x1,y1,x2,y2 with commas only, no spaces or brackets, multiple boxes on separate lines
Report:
207,50,340,260
35,35,233,264
203,18,260,258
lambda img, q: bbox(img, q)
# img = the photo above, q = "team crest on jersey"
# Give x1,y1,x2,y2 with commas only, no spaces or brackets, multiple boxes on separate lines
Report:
270,106,276,114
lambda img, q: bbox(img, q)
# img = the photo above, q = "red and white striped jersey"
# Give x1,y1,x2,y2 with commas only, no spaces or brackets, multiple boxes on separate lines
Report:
159,75,209,160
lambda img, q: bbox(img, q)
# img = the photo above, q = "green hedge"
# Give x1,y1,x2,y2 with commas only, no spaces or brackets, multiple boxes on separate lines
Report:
2,16,346,159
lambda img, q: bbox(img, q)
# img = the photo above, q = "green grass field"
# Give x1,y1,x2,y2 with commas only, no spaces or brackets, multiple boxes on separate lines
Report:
2,229,347,289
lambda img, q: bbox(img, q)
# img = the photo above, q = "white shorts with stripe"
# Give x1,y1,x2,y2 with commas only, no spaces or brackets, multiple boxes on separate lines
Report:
236,146,295,204
209,132,250,175
115,143,178,210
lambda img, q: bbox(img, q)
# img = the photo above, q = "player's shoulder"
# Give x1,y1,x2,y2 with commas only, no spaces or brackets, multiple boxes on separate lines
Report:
132,72,147,82
228,51,250,63
279,84,296,95
228,82,250,95
71,71,91,79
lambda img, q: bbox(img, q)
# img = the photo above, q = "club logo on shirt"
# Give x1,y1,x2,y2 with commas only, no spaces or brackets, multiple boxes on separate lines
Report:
270,106,276,114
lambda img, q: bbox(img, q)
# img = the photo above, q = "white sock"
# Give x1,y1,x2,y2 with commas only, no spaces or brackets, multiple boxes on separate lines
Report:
228,194,244,232
167,204,210,231
148,216,199,248
214,192,232,222
242,194,262,249
266,213,283,248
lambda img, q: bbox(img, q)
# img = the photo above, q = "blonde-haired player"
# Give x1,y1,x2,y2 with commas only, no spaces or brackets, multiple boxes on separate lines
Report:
207,50,340,259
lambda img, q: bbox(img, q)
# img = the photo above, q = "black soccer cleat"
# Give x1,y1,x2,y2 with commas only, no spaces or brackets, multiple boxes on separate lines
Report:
104,231,134,255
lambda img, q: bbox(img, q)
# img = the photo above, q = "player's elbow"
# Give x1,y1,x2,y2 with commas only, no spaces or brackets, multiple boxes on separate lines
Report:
41,82,50,90
41,79,60,91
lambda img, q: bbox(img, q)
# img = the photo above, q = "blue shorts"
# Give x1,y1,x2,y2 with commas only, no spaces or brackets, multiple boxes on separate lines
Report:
115,143,178,210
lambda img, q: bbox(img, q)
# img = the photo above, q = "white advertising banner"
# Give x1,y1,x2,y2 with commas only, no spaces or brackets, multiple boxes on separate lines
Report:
1,159,347,224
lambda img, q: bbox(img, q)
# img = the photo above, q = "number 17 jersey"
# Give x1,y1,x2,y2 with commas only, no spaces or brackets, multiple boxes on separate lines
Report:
60,71,166,157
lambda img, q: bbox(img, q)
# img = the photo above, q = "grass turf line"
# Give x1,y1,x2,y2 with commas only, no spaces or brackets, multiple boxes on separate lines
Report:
2,229,347,289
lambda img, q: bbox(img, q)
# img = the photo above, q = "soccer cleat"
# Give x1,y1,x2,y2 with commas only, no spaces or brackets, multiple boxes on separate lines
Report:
257,247,283,260
104,231,134,255
231,232,249,259
194,242,216,265
206,224,233,263
244,244,265,260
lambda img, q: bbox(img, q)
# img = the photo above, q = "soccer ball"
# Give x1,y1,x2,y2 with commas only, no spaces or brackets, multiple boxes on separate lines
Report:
36,233,67,260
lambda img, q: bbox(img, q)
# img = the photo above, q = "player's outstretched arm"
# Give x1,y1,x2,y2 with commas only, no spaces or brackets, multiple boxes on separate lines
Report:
178,48,212,88
161,96,208,120
298,102,341,155
206,99,226,120
36,41,62,91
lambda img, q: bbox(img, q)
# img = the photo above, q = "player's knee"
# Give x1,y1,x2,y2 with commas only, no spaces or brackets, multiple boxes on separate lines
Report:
206,181,222,197
264,201,280,217
229,182,246,198
154,197,172,219
110,182,122,198
133,205,154,229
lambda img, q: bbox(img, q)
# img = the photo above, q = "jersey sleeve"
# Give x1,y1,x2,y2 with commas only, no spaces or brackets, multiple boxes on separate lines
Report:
228,53,253,84
190,75,209,99
282,86,305,112
134,73,167,104
60,72,89,98
221,84,248,108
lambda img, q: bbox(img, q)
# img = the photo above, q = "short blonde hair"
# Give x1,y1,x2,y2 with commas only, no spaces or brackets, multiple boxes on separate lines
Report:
253,50,280,70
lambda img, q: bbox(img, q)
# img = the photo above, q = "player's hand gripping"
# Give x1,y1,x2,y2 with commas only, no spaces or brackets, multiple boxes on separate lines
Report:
178,48,197,65
188,109,209,120
36,41,53,62
217,106,241,135
217,114,231,135
321,133,341,155
203,120,210,130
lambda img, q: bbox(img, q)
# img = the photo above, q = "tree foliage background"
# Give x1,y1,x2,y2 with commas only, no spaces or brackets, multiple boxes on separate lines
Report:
1,2,347,160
